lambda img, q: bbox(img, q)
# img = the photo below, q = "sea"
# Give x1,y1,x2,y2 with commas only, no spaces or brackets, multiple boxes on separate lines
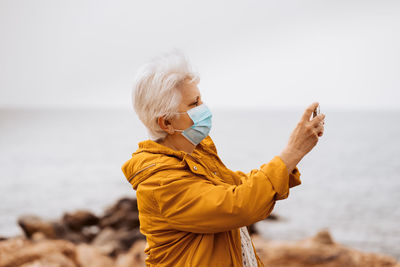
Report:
0,108,399,260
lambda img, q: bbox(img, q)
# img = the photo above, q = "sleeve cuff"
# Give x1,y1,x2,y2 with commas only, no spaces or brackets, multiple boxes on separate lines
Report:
260,156,301,200
289,167,302,188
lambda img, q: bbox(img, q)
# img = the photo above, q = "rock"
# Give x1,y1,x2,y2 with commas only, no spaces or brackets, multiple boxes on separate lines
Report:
6,197,400,267
0,239,79,267
19,253,77,267
249,212,281,235
91,227,145,256
18,216,90,244
18,215,56,239
61,230,90,244
52,221,97,244
62,210,99,231
114,228,145,251
53,221,69,237
100,198,139,230
91,227,120,256
103,198,139,217
100,209,139,230
252,229,400,267
266,213,280,221
310,228,334,245
81,225,101,242
31,232,47,242
247,224,258,235
115,239,147,267
76,243,114,267
0,237,30,260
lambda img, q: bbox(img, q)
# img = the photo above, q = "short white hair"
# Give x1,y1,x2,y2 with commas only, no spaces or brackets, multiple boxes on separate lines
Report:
132,50,200,141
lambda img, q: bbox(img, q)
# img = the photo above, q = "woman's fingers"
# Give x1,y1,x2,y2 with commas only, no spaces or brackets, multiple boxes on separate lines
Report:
314,118,325,138
284,102,325,160
301,102,319,122
311,114,325,127
315,124,324,134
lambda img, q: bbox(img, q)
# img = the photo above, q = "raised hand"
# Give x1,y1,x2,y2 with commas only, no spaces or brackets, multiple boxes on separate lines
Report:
279,102,325,173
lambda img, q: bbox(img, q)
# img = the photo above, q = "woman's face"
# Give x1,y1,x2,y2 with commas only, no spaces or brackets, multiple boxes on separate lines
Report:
171,80,203,131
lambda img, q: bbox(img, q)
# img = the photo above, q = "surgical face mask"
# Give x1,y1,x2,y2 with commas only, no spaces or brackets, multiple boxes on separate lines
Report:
174,103,212,146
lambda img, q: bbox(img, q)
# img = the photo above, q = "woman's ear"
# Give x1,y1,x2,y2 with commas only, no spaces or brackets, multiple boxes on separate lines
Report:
157,116,175,135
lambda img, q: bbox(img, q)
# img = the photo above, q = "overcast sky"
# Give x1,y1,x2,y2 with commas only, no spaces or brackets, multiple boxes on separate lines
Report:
0,0,399,110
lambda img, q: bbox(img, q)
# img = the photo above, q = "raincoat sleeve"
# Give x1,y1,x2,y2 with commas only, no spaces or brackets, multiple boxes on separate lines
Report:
236,162,301,200
152,156,301,234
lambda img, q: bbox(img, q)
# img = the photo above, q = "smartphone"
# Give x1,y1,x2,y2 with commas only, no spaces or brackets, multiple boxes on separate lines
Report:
313,105,320,119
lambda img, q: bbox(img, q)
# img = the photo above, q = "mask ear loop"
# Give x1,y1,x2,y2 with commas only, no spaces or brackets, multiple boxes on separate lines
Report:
170,111,187,133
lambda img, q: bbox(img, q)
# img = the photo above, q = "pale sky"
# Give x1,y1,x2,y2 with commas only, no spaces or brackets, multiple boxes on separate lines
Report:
0,0,399,110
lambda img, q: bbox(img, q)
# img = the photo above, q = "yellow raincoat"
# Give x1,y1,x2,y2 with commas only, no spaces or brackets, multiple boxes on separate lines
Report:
121,136,301,266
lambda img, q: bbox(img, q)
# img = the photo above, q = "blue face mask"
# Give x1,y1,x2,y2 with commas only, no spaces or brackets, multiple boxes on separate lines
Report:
174,103,212,146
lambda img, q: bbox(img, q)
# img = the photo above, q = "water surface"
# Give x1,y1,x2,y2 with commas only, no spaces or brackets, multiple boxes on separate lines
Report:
0,108,399,260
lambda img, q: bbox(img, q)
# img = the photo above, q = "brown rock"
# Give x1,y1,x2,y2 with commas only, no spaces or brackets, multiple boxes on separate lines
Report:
0,237,30,260
76,243,114,267
62,210,99,231
91,227,121,256
115,239,147,267
249,213,281,235
0,239,79,267
247,224,258,235
100,198,139,230
31,232,47,242
100,209,139,230
114,228,145,251
52,221,97,244
310,228,334,245
252,230,400,267
266,213,280,221
61,230,90,244
19,253,77,267
103,198,139,217
18,215,56,239
81,225,101,242
91,227,145,256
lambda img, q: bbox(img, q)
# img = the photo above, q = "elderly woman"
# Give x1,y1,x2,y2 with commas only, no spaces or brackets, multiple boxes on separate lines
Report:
122,52,325,267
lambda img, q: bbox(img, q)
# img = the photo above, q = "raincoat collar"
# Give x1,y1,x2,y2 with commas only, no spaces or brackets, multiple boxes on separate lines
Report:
122,136,216,190
134,137,215,159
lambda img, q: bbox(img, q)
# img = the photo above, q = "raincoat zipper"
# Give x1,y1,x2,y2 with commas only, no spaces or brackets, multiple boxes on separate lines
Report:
128,163,156,183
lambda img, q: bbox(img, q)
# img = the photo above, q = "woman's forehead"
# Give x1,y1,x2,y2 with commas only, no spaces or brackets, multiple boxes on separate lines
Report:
179,82,201,101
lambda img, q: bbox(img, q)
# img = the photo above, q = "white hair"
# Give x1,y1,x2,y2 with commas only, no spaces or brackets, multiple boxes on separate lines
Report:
132,50,200,141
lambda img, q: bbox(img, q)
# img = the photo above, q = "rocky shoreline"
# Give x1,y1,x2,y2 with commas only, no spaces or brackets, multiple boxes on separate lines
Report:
0,197,398,267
